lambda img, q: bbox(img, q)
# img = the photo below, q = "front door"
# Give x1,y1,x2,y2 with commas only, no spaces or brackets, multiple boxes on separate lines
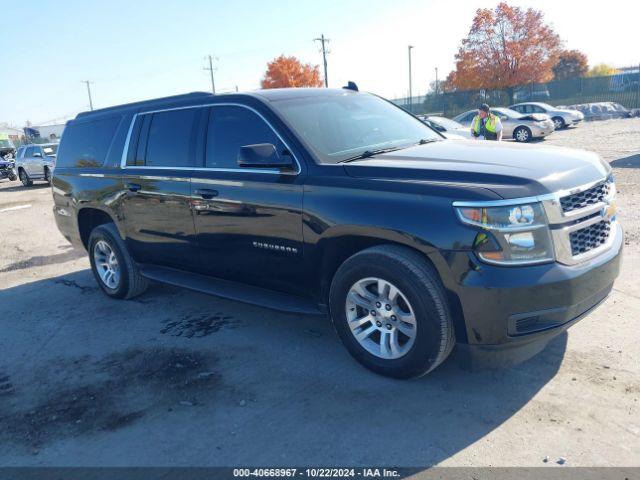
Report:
120,107,204,269
190,104,307,296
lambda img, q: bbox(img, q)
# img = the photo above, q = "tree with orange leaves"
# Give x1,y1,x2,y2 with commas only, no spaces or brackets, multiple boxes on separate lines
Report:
261,55,323,89
444,2,562,102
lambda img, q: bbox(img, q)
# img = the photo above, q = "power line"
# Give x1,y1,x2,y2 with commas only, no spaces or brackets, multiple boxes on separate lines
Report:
408,46,414,112
82,80,94,111
203,55,218,94
314,34,330,87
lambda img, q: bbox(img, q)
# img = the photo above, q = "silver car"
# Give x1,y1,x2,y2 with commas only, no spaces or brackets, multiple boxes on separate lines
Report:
509,102,584,130
14,143,58,186
453,107,555,143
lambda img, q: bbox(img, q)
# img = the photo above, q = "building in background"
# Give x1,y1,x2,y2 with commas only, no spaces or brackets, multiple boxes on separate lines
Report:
28,123,66,141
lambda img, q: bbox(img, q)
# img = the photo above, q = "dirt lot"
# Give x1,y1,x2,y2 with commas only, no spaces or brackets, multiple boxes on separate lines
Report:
0,119,639,468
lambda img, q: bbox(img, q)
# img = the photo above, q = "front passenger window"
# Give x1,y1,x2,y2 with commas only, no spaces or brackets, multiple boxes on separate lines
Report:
206,106,281,169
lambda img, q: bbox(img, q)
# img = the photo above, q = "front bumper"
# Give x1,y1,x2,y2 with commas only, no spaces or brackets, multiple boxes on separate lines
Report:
531,123,555,137
444,221,622,364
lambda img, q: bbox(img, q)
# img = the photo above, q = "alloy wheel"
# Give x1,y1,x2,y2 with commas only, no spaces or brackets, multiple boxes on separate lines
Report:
553,118,564,130
93,240,120,289
515,128,530,142
345,277,417,359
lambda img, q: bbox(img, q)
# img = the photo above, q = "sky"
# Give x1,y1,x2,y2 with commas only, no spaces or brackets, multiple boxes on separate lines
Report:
1,0,638,126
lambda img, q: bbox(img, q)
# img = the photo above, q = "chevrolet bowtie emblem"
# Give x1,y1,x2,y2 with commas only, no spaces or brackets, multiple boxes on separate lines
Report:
604,200,617,219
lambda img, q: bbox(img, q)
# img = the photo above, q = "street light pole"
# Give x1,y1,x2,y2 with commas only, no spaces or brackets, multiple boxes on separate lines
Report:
408,46,414,113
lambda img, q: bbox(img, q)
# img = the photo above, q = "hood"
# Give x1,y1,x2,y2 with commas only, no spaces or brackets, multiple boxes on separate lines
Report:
344,140,610,199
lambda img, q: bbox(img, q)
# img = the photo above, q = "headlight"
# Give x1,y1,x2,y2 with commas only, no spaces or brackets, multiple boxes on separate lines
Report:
455,202,554,265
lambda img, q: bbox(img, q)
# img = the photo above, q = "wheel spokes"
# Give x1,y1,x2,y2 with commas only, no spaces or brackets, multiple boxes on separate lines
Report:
345,276,417,360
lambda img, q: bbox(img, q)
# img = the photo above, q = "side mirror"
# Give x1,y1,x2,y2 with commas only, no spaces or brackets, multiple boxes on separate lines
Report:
237,143,294,170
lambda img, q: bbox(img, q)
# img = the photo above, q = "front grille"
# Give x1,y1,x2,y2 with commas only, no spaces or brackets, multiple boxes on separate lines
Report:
570,220,611,256
560,181,610,213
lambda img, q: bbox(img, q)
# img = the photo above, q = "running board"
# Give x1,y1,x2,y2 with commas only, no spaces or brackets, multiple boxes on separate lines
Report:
139,265,323,315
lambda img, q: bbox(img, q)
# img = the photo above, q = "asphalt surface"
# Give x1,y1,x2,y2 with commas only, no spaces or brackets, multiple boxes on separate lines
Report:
0,119,639,467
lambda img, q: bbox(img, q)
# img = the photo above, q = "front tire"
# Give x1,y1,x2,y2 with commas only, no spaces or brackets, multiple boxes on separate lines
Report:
18,169,32,187
513,126,532,143
329,245,455,379
44,167,52,184
552,116,566,130
88,223,148,299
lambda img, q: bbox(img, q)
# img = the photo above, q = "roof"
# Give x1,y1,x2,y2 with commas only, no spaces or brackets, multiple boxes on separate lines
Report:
248,88,360,101
73,88,361,121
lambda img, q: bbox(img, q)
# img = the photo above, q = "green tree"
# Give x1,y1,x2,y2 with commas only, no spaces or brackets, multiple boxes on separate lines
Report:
587,64,618,77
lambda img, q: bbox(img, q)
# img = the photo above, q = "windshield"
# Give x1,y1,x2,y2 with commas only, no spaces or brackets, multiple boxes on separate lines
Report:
0,139,14,149
42,144,58,156
270,92,441,164
428,116,464,130
492,108,523,118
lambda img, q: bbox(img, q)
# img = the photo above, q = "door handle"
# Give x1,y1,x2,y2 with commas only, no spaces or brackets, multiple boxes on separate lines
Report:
195,188,219,199
126,182,142,192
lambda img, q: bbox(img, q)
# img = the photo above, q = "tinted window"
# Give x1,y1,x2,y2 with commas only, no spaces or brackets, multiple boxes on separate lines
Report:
57,116,121,168
24,147,35,157
144,109,198,167
205,106,280,169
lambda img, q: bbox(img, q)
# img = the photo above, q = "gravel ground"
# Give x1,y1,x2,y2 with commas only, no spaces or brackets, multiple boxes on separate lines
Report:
0,119,638,468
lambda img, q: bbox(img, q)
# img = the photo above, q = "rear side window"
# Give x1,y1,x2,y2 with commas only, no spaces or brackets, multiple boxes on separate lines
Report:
141,109,198,167
205,106,280,169
57,116,121,168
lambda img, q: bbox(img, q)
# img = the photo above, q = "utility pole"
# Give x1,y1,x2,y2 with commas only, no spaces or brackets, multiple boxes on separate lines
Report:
314,34,330,87
82,80,94,111
408,46,414,113
203,55,218,94
435,67,439,95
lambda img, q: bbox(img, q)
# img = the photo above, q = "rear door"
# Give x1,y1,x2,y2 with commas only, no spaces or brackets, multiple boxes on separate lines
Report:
120,106,204,269
190,104,307,295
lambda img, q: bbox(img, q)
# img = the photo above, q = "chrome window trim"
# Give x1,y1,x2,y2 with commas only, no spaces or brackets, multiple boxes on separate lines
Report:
119,102,301,175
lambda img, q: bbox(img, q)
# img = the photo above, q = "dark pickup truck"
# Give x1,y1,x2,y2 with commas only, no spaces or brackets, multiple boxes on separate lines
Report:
52,88,622,378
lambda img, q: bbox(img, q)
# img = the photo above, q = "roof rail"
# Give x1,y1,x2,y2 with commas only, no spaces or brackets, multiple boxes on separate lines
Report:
75,91,214,118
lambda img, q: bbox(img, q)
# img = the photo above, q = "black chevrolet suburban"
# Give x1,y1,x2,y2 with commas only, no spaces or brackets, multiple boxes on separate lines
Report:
52,88,622,378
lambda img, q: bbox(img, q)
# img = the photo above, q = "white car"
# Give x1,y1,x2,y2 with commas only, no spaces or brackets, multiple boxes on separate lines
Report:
418,115,472,139
453,108,555,143
509,102,584,130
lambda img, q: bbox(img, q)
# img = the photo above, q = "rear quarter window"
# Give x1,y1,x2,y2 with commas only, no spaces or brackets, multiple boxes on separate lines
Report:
56,115,122,168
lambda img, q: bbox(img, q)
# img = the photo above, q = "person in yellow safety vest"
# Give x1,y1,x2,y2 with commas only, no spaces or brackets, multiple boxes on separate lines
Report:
471,103,503,141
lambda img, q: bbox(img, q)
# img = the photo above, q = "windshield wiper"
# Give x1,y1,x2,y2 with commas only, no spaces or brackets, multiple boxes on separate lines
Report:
338,146,406,164
417,138,439,145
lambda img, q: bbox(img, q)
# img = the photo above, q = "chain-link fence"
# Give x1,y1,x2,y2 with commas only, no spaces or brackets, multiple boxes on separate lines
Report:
392,70,640,118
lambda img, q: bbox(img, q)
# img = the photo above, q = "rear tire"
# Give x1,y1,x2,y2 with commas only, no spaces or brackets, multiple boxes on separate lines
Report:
329,245,455,379
18,169,32,187
514,126,532,143
44,167,52,184
8,172,17,181
88,223,148,299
